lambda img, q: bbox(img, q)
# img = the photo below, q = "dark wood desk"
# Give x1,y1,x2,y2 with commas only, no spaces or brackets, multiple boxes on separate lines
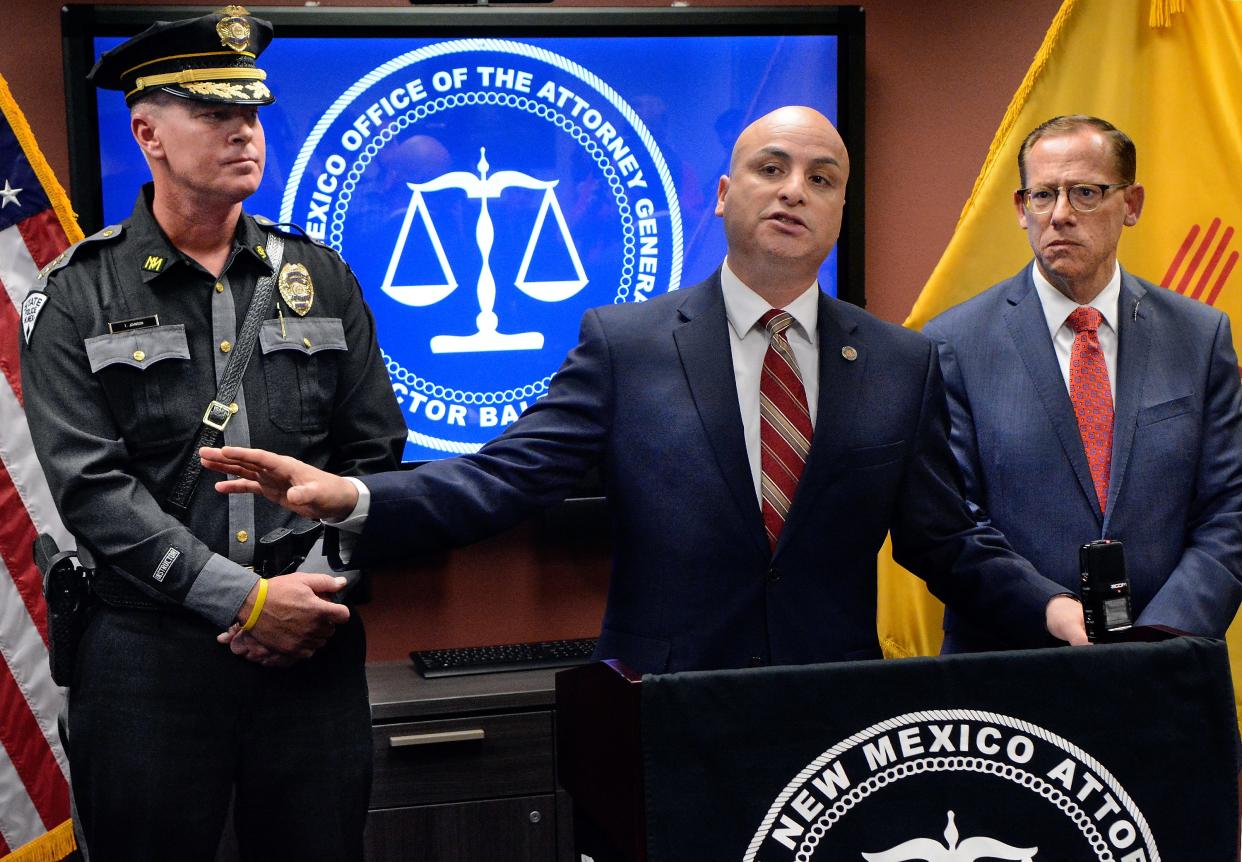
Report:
364,662,574,862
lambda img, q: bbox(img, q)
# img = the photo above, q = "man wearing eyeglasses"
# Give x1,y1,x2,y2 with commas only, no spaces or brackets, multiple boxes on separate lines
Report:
924,114,1242,653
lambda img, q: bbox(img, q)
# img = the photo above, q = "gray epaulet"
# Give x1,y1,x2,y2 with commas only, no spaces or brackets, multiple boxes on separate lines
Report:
35,223,125,288
24,224,124,348
253,215,343,259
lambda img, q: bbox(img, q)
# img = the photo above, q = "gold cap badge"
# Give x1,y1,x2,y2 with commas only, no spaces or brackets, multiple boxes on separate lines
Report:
278,263,314,317
216,6,252,53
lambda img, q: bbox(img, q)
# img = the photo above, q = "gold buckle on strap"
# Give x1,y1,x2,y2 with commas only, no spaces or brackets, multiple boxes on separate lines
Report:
202,400,233,432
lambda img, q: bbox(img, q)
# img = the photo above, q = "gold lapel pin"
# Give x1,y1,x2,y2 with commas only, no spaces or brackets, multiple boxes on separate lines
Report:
841,345,858,361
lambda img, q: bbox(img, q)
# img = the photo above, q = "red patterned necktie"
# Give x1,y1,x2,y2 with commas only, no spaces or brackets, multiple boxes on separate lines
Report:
1066,307,1113,513
759,309,813,550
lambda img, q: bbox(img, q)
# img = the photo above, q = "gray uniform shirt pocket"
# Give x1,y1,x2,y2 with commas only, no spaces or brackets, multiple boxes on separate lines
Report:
259,317,348,432
85,324,192,448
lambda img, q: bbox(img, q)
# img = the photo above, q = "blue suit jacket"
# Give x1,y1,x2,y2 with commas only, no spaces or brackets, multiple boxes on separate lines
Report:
924,265,1242,653
354,272,1064,672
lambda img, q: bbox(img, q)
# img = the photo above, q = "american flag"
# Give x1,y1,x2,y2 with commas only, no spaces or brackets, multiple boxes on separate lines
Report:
0,72,80,855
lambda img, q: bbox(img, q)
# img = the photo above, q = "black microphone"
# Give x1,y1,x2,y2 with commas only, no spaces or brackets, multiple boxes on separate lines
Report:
1079,539,1133,643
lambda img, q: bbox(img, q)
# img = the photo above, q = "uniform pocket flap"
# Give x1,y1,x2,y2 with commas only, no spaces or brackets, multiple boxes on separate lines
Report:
84,324,189,372
260,317,347,355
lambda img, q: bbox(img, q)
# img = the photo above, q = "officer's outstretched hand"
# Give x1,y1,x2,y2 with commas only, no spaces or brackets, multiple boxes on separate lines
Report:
235,572,351,659
201,445,359,522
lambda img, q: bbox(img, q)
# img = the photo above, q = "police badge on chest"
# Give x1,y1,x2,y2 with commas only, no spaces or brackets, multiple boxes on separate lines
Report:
278,262,314,316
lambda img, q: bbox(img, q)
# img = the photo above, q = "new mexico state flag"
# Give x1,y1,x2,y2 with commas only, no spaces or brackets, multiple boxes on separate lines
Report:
877,0,1242,716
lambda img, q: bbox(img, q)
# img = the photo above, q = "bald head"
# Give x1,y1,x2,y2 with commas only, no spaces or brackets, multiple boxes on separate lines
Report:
716,106,849,304
728,107,849,177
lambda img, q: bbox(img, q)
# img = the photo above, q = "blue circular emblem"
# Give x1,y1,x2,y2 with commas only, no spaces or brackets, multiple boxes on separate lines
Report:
282,39,683,458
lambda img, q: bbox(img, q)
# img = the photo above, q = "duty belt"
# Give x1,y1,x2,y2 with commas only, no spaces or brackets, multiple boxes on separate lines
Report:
91,567,171,611
92,564,256,611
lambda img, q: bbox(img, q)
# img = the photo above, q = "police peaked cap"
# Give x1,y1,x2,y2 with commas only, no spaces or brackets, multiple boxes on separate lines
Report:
88,6,275,106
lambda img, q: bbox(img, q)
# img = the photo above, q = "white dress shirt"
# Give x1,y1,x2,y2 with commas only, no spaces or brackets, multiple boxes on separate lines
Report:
334,477,370,533
720,260,821,503
1031,261,1121,404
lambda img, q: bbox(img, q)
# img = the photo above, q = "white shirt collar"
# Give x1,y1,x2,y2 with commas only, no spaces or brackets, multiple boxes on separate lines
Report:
1031,261,1122,338
720,259,820,342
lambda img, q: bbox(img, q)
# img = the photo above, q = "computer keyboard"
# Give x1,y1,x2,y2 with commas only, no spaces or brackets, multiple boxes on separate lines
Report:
410,637,599,678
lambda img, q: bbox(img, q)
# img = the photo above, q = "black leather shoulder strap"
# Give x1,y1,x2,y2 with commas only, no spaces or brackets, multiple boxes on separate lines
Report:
165,232,285,520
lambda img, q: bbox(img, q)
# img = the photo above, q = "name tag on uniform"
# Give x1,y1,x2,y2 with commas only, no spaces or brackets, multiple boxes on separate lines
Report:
107,315,160,334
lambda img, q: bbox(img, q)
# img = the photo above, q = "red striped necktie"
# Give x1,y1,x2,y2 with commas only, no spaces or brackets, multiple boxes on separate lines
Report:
1066,306,1113,513
759,309,813,550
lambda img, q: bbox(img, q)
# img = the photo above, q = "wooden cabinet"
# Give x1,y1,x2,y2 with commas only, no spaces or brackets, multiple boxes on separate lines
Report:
364,663,573,862
371,712,554,809
365,796,557,861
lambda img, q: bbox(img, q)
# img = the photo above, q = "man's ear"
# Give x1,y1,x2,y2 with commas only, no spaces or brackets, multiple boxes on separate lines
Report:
131,110,164,162
715,175,730,217
1123,183,1145,227
1013,190,1030,230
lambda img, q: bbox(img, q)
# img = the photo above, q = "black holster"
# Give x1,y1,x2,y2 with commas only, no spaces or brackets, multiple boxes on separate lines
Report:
253,520,324,579
35,534,93,686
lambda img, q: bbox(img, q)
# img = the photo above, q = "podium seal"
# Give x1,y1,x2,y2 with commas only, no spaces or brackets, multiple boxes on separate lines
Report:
747,709,1158,862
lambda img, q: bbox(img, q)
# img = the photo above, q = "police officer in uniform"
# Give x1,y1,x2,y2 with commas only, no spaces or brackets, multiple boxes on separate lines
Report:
20,7,404,860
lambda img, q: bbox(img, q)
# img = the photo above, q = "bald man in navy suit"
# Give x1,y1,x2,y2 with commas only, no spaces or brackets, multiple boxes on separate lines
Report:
203,107,1086,672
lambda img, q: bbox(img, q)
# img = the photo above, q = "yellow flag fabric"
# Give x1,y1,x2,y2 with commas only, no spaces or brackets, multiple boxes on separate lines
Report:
876,0,1242,719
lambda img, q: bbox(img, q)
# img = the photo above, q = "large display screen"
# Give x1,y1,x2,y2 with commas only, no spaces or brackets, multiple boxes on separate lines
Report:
65,7,864,464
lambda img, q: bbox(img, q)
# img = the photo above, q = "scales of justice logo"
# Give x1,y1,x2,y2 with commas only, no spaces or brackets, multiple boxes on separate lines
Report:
282,40,684,458
746,710,1158,862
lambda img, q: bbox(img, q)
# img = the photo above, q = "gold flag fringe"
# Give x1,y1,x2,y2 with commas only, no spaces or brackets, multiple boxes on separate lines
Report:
1149,0,1186,28
0,74,84,244
943,0,1080,242
0,820,76,862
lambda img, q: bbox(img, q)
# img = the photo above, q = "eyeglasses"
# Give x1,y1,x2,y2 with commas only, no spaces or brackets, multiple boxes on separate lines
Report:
1017,183,1131,214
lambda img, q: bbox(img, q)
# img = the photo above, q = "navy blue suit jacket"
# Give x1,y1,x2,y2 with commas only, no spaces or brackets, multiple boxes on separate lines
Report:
925,265,1242,653
354,272,1065,672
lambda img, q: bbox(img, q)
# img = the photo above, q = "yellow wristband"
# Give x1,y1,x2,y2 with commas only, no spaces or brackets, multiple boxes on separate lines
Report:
241,578,268,632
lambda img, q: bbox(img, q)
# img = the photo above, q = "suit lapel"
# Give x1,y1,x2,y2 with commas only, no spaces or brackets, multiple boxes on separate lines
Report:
672,274,767,554
1003,270,1103,523
776,292,863,553
1104,272,1150,530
